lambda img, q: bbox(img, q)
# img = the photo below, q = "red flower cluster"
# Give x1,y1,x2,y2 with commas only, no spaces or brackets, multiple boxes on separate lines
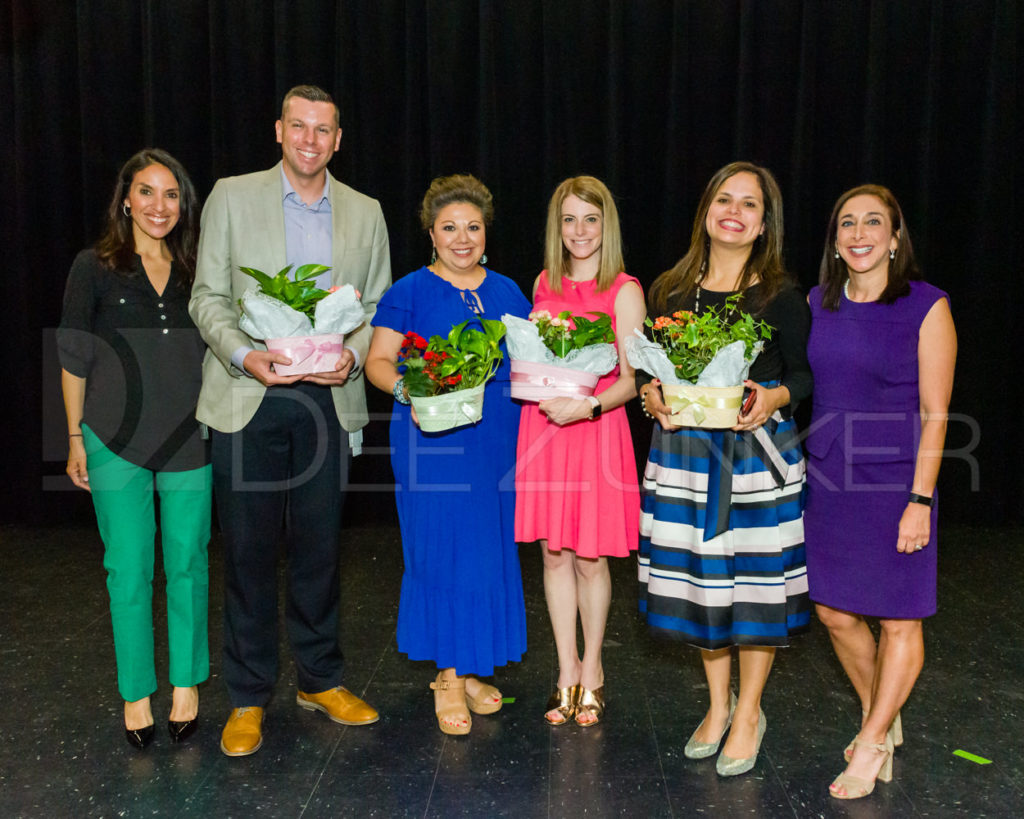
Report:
399,332,461,385
399,332,429,360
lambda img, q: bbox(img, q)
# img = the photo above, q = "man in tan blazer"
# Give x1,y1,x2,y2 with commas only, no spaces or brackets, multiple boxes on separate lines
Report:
190,85,391,757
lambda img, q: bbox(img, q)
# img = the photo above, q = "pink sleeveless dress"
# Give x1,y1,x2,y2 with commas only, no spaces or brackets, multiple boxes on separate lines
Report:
514,271,641,557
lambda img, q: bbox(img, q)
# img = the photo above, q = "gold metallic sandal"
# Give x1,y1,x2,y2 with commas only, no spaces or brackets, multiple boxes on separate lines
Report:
575,686,605,727
544,684,579,726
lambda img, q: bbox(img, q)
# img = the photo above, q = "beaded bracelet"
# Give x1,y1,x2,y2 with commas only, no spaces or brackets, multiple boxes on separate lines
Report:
639,387,655,420
392,378,411,405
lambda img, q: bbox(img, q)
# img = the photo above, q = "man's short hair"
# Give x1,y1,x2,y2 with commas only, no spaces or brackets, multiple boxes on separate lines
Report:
281,85,339,127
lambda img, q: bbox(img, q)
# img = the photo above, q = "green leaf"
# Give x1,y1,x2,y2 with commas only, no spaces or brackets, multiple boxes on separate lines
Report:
239,267,276,290
448,320,470,347
294,263,332,282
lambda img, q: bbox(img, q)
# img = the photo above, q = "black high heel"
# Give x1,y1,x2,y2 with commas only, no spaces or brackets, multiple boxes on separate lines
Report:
125,724,155,749
168,716,198,743
168,686,199,743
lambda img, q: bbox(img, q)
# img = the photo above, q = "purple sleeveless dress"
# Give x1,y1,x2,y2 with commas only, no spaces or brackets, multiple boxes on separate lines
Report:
804,281,948,618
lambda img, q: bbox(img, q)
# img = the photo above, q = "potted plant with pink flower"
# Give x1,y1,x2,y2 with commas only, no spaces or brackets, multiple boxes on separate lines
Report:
501,310,619,402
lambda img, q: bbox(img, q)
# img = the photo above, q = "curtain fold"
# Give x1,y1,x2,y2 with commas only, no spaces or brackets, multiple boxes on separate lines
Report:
5,0,1018,524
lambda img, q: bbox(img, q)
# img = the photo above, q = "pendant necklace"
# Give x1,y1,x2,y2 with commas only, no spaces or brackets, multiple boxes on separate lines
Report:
694,284,740,319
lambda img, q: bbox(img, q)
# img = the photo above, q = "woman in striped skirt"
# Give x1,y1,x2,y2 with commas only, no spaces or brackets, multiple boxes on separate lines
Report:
637,162,812,776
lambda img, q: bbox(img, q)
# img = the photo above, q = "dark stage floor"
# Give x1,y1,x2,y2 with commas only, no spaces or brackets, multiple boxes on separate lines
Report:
1,521,1021,817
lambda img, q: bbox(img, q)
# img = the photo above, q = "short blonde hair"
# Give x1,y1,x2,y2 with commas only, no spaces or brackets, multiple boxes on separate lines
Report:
543,176,624,293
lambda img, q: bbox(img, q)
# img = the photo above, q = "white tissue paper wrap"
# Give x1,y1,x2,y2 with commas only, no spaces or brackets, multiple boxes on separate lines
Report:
501,314,619,375
238,284,366,340
625,330,763,386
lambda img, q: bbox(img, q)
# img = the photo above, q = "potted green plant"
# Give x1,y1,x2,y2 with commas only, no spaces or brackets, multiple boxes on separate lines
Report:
397,318,507,432
237,264,364,376
638,294,773,427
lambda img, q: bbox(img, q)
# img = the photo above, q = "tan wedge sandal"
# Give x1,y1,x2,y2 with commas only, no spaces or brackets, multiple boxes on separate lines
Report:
465,677,503,715
430,672,471,735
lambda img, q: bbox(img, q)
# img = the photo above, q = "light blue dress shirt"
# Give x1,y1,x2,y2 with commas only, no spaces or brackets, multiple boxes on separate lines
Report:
282,171,333,290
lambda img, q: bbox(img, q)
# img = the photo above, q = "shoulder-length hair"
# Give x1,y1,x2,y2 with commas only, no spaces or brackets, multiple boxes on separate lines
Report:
818,184,920,311
94,148,200,287
648,161,788,316
543,176,625,294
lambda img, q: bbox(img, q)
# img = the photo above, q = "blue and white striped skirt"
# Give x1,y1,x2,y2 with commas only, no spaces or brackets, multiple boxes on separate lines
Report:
638,415,810,649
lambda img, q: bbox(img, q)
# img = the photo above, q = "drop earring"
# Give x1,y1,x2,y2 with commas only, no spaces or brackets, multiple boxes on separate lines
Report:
430,247,437,264
480,254,488,265
834,248,839,259
889,248,896,260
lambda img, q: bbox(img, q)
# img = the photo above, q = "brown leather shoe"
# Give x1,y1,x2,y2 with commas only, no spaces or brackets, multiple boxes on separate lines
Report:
296,686,379,726
220,707,264,757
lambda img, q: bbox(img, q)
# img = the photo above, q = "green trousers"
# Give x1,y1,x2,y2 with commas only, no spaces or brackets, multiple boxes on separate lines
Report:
83,426,211,702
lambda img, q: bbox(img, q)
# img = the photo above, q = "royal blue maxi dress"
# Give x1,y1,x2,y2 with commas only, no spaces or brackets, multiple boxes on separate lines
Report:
372,266,531,676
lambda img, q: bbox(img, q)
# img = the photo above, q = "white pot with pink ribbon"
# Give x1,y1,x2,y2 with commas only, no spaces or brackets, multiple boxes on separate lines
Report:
263,333,347,377
238,277,366,377
501,313,618,402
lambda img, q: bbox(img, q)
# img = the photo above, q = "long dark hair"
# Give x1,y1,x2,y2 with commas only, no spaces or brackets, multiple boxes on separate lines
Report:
818,184,920,311
648,161,789,316
94,148,199,286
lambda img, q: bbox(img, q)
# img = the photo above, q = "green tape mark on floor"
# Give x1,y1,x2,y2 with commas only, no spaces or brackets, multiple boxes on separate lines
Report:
501,697,515,703
954,749,992,765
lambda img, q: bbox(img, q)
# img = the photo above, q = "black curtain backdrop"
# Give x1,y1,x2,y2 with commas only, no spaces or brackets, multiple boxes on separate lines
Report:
3,1,1018,527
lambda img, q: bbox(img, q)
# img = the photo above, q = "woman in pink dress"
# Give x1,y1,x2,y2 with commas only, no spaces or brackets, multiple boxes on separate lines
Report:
515,176,645,726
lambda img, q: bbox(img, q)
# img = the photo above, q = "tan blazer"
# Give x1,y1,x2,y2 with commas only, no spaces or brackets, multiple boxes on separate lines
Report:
189,163,392,433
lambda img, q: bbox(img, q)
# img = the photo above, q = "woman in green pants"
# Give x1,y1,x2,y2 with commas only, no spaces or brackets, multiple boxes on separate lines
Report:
58,149,210,749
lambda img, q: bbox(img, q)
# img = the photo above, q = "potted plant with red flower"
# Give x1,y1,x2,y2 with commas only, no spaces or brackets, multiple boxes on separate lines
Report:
397,318,507,432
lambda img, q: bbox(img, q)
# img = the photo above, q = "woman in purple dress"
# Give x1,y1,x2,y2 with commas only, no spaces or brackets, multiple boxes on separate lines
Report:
804,185,956,800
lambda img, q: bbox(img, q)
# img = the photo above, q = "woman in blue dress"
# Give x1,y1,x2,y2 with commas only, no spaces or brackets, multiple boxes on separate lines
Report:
366,175,530,735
